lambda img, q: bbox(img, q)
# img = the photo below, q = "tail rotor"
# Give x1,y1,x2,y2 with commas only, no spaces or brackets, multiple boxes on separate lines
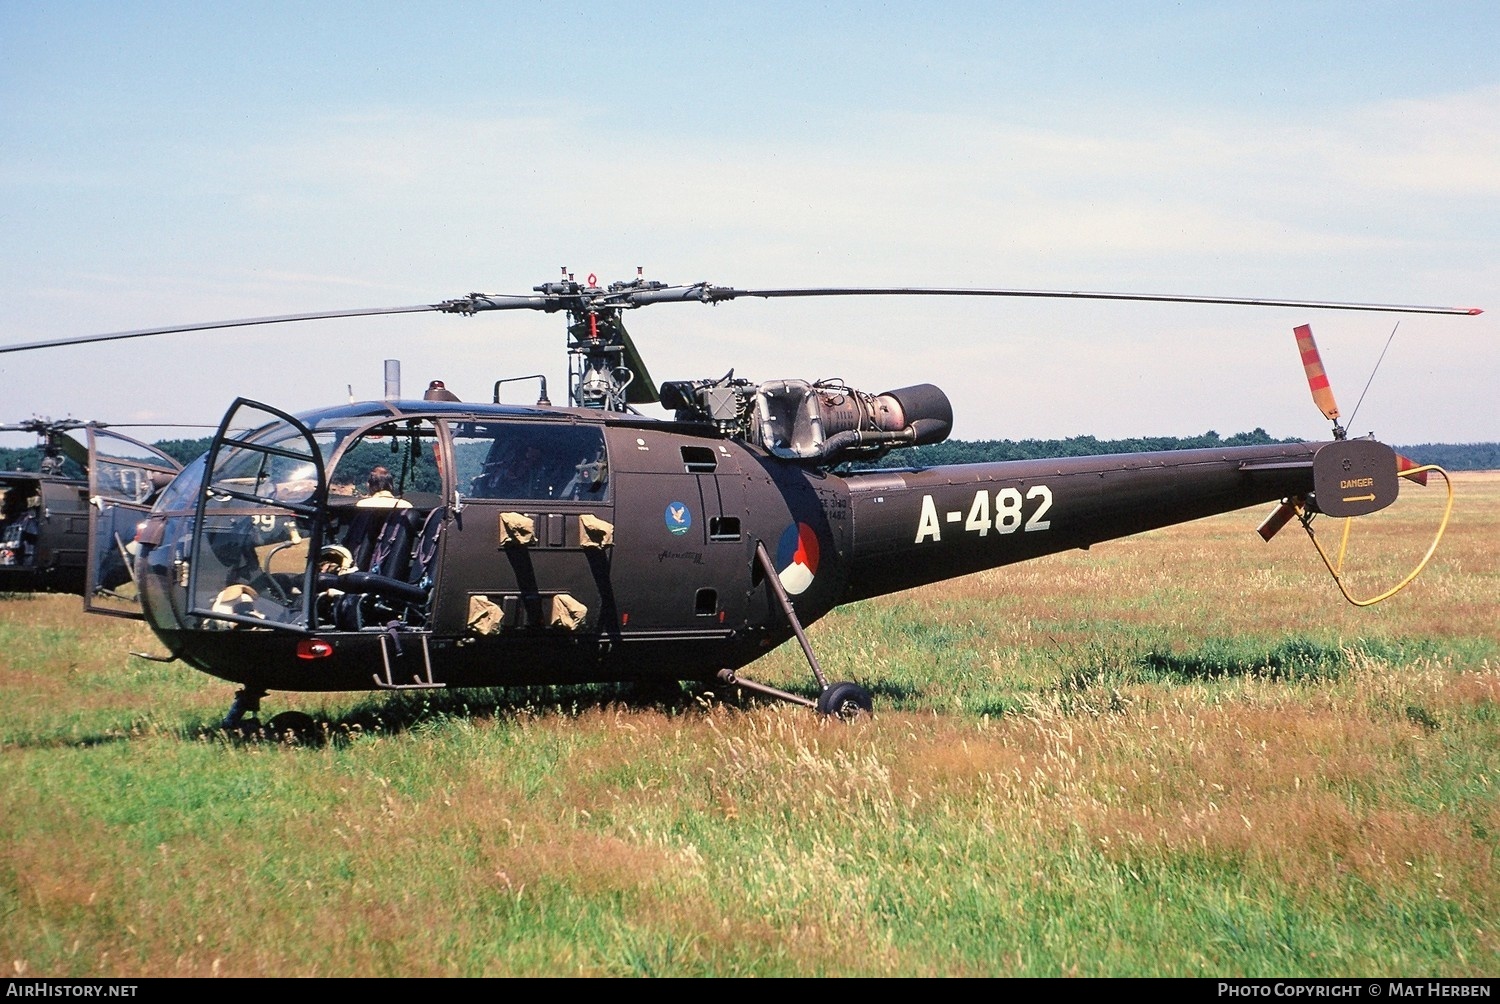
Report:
1293,323,1344,440
1258,322,1452,605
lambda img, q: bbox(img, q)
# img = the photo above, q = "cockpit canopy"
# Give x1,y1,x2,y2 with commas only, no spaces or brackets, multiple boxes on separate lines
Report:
133,399,614,638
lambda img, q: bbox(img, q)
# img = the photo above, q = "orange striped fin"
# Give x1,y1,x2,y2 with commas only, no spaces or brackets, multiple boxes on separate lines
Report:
1396,453,1429,486
1294,324,1341,422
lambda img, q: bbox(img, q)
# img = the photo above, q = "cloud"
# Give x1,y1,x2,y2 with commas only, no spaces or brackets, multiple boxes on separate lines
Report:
3,72,1493,443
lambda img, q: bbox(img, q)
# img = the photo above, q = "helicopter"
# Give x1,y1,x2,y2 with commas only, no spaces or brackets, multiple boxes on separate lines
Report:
0,419,186,598
0,271,1481,726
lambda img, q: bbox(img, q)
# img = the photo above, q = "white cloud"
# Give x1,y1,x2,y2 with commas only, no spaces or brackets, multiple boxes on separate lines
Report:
3,60,1494,443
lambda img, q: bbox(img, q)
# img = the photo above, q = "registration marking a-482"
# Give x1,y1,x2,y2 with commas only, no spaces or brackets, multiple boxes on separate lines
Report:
914,485,1054,543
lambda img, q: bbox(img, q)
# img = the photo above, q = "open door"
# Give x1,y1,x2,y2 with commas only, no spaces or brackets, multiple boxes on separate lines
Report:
84,427,184,617
186,400,327,632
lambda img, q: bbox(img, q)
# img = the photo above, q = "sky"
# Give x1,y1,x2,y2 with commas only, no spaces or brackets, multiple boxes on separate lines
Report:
2,1,1496,454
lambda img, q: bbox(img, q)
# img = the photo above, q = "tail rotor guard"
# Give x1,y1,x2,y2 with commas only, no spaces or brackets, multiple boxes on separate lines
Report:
1261,449,1454,608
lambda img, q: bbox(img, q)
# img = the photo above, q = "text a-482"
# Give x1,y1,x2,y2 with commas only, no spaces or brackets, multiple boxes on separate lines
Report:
914,485,1053,544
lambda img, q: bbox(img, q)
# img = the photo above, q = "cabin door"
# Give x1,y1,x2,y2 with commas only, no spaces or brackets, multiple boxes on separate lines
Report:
84,427,183,617
431,420,615,639
186,399,327,632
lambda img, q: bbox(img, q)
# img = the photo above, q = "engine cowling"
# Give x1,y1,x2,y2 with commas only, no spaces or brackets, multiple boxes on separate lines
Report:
753,380,952,463
660,376,952,464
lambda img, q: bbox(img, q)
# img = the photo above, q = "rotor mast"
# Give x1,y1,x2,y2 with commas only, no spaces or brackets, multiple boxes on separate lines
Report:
0,419,91,475
436,267,665,411
549,267,656,411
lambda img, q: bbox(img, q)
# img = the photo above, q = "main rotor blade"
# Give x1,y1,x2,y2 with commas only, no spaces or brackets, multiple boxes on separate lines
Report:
0,419,88,436
0,421,216,432
694,286,1484,316
0,304,444,354
0,281,1479,356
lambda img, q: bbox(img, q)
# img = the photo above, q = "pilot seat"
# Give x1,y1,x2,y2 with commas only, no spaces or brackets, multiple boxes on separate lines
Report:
320,506,444,630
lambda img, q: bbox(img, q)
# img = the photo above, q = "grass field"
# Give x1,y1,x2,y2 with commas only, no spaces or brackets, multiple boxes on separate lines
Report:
2,472,1496,977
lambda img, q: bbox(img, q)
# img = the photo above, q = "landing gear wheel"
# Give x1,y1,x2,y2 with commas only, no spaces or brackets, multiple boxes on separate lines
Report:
266,710,318,741
817,681,873,719
218,688,266,735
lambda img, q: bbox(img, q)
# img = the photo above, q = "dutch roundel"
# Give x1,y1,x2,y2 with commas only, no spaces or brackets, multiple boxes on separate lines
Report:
775,522,820,595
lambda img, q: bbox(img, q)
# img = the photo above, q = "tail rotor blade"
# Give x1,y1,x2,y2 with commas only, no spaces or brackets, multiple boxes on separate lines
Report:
1257,501,1300,542
1293,324,1341,424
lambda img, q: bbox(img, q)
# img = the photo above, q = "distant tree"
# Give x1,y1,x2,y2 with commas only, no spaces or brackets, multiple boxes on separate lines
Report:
1395,443,1500,471
150,437,215,465
854,433,1500,471
10,432,1495,475
0,447,45,472
0,446,85,477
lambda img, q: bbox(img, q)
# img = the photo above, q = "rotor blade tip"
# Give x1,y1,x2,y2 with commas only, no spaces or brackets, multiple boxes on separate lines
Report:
1466,307,1484,315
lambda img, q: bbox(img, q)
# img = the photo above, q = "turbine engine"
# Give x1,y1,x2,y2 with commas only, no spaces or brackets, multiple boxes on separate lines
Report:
660,376,952,465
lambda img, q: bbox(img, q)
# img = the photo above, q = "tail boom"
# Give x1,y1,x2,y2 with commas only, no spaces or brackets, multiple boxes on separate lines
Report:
839,440,1386,601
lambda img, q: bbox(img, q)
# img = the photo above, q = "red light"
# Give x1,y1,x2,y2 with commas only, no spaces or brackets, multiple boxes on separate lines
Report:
296,638,334,660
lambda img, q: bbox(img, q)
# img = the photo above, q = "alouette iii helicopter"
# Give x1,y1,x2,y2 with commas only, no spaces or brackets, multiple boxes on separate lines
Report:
0,270,1481,727
0,418,186,597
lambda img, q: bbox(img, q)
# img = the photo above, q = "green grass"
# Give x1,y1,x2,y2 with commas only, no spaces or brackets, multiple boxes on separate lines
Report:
1,476,1498,977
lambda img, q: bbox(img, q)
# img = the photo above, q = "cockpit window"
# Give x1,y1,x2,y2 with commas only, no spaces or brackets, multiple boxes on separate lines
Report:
155,455,206,513
452,422,608,501
327,420,442,503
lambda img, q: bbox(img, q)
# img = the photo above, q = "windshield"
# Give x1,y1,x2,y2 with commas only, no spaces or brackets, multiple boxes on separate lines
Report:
155,454,206,513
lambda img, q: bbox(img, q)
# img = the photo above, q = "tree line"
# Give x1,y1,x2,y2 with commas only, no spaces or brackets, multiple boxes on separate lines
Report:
856,430,1500,471
4,432,1498,475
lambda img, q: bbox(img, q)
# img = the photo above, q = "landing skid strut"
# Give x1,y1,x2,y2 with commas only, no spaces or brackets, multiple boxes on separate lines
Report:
717,542,872,718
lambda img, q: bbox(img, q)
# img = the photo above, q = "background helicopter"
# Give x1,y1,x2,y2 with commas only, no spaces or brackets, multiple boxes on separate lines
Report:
0,272,1480,726
0,419,92,594
0,419,193,597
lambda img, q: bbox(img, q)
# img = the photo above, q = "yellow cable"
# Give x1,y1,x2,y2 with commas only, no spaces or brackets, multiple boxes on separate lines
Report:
1300,465,1454,607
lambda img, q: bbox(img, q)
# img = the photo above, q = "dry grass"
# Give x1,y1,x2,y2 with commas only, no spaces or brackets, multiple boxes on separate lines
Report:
1,473,1496,976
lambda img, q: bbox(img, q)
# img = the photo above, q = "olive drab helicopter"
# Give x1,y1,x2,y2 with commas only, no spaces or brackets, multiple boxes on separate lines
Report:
0,418,188,598
0,270,1481,727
